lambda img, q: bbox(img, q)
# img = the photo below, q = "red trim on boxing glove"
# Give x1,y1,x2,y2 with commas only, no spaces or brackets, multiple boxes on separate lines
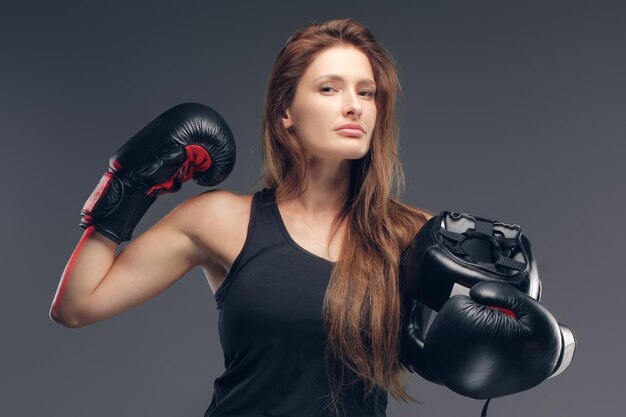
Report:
81,171,114,224
488,305,517,319
147,145,212,196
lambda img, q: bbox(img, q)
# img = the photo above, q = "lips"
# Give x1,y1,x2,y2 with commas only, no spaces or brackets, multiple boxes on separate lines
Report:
335,123,365,133
335,128,364,137
335,124,365,137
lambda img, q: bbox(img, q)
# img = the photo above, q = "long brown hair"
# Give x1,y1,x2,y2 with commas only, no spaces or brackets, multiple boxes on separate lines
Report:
257,18,433,415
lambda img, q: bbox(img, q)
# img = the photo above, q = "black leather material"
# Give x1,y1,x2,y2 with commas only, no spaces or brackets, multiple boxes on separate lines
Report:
399,211,542,384
80,103,236,243
423,281,562,399
400,211,541,312
400,298,440,384
399,210,575,401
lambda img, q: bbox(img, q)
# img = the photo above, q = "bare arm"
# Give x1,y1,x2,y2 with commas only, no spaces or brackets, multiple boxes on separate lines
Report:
49,190,229,328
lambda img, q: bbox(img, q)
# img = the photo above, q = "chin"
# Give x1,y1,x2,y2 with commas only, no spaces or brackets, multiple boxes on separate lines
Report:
347,144,371,159
349,149,370,159
308,141,371,161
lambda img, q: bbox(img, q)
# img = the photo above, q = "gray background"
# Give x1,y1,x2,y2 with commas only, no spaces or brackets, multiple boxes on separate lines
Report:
2,0,623,416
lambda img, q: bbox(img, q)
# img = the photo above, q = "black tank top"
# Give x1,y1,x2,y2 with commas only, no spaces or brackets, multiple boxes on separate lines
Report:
205,187,388,417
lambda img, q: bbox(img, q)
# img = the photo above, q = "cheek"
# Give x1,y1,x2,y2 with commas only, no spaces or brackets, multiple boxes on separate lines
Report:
370,104,378,122
302,104,337,129
295,99,330,122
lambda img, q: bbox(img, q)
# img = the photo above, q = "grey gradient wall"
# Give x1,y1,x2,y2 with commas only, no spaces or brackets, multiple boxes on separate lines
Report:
2,0,623,416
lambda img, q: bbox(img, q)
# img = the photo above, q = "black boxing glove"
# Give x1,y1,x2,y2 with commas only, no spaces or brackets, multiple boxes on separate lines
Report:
399,211,576,393
423,281,563,399
80,103,236,243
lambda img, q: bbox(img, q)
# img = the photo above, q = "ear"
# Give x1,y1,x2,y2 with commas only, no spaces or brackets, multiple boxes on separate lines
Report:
282,108,293,129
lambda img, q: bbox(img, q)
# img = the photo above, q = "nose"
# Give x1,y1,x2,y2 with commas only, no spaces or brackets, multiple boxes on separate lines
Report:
342,90,363,118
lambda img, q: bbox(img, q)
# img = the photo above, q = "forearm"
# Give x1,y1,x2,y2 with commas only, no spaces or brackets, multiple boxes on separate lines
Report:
50,226,117,326
50,104,235,328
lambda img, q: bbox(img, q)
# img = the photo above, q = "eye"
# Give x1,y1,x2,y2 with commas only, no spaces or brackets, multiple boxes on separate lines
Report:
319,84,376,98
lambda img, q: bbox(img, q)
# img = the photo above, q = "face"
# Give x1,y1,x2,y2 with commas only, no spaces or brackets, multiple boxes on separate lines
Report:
282,45,377,161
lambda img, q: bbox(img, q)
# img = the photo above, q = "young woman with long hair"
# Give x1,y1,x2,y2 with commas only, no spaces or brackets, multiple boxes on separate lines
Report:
50,18,433,417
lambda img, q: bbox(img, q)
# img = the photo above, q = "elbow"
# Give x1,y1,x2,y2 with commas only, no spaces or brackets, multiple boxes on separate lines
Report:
49,304,83,329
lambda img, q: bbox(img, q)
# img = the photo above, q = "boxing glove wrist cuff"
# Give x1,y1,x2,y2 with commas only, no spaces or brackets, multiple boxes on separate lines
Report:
80,169,157,243
549,323,576,379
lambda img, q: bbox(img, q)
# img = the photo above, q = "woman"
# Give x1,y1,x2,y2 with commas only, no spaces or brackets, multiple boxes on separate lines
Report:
50,18,432,417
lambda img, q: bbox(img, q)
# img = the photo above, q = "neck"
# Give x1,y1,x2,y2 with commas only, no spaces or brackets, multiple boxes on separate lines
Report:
292,155,351,220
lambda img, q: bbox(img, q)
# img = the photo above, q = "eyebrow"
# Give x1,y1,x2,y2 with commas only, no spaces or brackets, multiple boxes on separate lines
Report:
313,74,376,86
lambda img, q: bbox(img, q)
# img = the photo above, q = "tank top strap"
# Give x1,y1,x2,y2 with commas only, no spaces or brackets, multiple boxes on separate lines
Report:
214,187,281,309
254,187,284,242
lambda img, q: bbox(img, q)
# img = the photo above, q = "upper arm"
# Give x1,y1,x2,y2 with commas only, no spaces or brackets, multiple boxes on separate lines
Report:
75,189,234,327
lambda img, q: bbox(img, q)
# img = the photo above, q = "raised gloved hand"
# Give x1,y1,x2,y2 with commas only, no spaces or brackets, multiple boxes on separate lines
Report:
80,103,236,243
399,211,575,399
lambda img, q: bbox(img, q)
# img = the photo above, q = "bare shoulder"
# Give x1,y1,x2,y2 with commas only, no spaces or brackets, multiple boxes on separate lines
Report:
178,188,252,222
175,188,254,270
